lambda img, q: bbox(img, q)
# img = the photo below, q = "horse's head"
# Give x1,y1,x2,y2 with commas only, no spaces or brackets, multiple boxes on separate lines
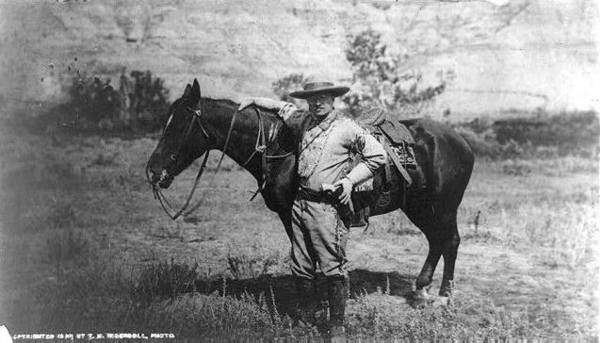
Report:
147,79,211,189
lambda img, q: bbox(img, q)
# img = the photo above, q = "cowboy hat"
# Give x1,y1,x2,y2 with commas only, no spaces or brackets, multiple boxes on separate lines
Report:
289,76,350,99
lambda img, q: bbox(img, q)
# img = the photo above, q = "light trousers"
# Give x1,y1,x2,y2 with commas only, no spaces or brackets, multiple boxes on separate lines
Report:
290,198,350,280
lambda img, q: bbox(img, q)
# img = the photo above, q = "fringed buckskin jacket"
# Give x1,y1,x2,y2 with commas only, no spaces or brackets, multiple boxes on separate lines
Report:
278,103,387,192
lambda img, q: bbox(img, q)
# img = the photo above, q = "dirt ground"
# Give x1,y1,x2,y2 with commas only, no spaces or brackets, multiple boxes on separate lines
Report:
0,127,597,338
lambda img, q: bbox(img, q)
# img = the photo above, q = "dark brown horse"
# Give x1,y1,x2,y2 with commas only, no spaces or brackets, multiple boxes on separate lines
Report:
147,79,474,299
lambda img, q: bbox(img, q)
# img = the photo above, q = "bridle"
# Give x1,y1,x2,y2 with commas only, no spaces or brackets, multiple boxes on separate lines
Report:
148,104,292,220
147,105,211,220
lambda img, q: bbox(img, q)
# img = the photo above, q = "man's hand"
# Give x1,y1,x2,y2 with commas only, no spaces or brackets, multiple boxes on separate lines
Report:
237,98,255,112
333,178,353,205
238,97,287,113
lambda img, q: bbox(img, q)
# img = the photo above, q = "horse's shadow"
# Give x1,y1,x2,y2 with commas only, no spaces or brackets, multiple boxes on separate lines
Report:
193,269,415,318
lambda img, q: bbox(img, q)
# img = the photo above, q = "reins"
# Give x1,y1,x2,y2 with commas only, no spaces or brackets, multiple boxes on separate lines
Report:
152,151,210,220
224,107,293,201
151,104,292,220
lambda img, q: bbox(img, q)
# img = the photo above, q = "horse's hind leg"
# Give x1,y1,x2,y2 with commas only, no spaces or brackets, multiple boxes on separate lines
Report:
438,212,460,297
413,211,460,299
414,234,442,299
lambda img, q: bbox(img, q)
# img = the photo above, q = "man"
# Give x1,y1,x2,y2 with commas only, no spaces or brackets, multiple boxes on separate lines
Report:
239,77,386,337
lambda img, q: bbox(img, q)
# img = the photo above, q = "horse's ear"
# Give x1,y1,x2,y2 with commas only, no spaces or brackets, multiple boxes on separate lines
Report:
183,83,192,98
191,79,201,99
183,78,201,107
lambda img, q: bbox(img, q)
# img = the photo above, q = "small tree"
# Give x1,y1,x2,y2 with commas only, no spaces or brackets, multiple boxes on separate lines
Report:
272,2,531,118
342,29,449,118
271,30,450,118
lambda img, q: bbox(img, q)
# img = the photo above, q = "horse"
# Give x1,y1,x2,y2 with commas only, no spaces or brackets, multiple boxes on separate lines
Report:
146,79,474,300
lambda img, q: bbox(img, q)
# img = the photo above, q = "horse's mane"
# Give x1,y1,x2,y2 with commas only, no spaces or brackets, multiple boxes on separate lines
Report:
201,97,238,110
201,97,283,120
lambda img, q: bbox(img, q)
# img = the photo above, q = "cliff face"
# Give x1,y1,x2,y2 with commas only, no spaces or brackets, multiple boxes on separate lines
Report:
0,0,597,117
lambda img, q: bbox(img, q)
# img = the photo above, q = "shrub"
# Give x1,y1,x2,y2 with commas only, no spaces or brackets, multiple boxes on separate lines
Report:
45,69,170,133
454,111,600,159
492,111,599,156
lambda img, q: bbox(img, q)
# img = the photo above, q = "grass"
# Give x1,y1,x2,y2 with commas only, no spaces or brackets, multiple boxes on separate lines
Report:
147,288,294,338
133,258,200,305
346,287,594,340
0,121,598,339
11,255,595,339
226,242,289,280
460,159,598,269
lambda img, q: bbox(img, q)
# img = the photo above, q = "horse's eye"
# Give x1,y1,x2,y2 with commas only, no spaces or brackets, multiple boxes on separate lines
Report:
170,154,177,161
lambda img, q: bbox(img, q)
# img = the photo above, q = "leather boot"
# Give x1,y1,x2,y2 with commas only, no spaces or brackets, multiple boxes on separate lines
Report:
294,278,316,327
327,276,348,338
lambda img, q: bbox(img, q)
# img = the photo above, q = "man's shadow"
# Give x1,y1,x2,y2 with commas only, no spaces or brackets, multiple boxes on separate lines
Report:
193,269,415,319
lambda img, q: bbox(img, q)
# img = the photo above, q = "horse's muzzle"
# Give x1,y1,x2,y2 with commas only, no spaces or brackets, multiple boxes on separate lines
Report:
149,169,173,189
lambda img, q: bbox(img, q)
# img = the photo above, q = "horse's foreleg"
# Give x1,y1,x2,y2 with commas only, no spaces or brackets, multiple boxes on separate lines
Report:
278,210,294,243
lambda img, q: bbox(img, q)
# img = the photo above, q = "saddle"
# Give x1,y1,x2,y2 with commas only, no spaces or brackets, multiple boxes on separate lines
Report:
345,108,418,228
356,108,417,187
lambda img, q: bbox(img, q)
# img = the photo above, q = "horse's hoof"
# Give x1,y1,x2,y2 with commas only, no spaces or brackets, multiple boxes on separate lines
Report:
411,289,453,308
411,288,433,308
432,296,450,307
413,288,431,301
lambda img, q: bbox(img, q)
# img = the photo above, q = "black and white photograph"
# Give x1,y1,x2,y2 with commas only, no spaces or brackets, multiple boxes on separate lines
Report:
0,0,598,340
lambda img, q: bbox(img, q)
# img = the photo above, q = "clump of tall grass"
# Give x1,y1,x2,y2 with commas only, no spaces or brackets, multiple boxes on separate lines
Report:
226,242,289,279
151,289,295,338
37,256,295,337
227,251,286,280
129,258,300,338
132,258,200,305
